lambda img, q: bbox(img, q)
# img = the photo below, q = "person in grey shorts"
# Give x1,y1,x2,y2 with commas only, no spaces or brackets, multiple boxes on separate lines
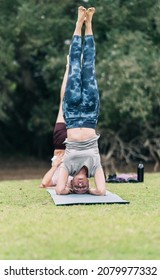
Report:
56,6,106,195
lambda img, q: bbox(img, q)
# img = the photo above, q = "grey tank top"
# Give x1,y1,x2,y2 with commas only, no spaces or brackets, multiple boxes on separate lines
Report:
62,134,102,177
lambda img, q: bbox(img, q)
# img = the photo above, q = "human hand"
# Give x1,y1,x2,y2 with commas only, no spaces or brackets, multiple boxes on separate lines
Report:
52,153,64,167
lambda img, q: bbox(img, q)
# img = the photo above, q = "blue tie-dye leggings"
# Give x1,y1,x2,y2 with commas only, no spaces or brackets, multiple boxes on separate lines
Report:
62,35,99,129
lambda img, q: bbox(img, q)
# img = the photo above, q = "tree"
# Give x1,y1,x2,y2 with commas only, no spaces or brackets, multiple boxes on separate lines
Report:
0,0,159,169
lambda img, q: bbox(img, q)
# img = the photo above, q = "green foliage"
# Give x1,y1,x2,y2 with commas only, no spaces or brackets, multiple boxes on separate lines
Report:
98,32,153,127
0,0,160,164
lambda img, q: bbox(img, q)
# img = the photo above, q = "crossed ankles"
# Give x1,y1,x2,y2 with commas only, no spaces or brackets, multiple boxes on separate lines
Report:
74,6,95,36
85,7,95,24
77,6,86,25
77,6,95,24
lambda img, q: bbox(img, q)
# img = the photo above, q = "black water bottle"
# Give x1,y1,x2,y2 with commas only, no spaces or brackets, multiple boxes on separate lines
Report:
137,163,144,182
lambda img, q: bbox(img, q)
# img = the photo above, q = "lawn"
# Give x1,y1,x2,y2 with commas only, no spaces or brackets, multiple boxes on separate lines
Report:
0,173,160,260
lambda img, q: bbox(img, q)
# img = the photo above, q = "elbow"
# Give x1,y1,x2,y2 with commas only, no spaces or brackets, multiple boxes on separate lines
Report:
40,182,47,188
41,176,53,188
55,190,61,195
55,187,62,195
98,188,106,196
89,187,106,196
101,186,107,195
41,181,50,188
101,190,106,196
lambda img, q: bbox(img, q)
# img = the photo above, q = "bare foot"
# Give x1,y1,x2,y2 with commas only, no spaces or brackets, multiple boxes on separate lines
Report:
84,7,95,35
77,6,86,24
74,6,87,35
86,7,95,24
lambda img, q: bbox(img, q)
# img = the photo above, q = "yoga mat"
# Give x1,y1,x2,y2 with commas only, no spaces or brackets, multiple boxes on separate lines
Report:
47,188,129,206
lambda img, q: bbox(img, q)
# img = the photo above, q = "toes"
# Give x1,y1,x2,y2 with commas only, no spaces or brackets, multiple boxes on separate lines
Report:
88,7,95,13
78,6,86,12
78,6,86,21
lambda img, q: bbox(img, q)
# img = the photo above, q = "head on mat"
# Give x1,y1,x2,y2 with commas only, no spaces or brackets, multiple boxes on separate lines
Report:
70,166,89,194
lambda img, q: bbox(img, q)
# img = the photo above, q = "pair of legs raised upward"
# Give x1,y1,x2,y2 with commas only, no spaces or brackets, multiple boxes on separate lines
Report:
62,7,100,131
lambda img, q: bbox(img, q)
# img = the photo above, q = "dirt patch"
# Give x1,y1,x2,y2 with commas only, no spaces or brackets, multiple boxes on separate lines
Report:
0,157,50,181
0,157,159,181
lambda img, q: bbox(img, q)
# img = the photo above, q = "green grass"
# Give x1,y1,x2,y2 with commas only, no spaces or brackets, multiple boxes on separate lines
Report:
0,173,160,260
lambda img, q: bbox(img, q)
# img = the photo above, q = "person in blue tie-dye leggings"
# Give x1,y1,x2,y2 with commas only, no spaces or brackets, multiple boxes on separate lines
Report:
56,6,106,195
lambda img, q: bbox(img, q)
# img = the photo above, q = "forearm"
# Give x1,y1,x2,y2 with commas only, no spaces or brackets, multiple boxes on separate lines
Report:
41,165,57,187
93,167,106,195
56,186,72,195
55,167,69,195
88,187,106,196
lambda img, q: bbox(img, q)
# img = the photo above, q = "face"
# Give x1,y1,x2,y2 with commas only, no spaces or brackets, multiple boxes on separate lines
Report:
71,174,89,194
